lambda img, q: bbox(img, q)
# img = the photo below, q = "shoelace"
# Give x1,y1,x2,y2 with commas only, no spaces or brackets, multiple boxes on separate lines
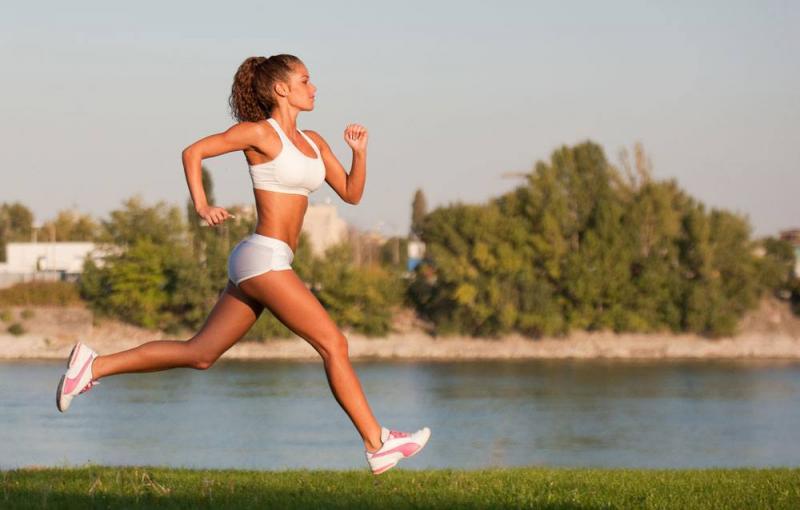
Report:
367,429,411,455
79,379,100,394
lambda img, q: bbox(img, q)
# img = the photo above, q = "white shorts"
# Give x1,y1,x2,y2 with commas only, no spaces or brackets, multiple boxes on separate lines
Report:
227,233,294,287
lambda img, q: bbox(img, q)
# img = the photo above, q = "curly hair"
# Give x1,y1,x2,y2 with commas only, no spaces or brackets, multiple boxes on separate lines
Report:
228,54,303,122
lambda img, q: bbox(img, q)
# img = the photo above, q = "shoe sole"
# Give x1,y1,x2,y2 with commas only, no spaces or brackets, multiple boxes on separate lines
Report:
67,342,81,368
56,374,67,412
372,459,399,475
57,343,82,413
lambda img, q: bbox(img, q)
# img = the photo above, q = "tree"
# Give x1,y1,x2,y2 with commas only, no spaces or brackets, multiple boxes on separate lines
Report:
98,195,186,247
0,202,35,262
310,239,405,336
619,179,685,332
380,236,407,268
80,196,210,332
755,236,796,295
412,140,769,339
411,188,428,239
410,201,544,337
242,232,405,340
39,209,100,241
184,167,256,290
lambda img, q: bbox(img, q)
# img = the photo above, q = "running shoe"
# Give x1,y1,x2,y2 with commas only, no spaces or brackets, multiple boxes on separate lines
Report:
365,426,431,475
56,341,100,412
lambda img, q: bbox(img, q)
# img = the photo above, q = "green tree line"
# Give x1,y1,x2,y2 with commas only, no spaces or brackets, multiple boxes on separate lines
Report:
407,141,798,338
2,141,798,340
76,168,403,338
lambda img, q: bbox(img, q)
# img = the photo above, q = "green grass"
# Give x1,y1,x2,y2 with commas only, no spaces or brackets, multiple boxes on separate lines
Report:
2,465,799,509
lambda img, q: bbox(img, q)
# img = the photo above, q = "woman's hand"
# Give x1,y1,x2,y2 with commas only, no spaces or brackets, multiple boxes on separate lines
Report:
196,204,233,227
344,123,368,152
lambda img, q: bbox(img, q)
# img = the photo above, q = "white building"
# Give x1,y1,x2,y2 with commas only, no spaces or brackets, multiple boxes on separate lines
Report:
0,242,105,288
779,229,800,278
407,239,426,271
302,199,349,257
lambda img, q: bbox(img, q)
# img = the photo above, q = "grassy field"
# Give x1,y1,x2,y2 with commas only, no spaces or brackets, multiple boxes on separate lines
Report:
2,465,799,509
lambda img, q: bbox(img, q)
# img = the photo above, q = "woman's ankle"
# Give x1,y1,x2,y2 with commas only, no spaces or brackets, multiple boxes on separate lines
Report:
90,356,101,380
364,424,385,452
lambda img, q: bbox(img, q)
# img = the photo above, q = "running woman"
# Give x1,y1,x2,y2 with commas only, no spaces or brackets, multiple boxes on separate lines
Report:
56,54,430,475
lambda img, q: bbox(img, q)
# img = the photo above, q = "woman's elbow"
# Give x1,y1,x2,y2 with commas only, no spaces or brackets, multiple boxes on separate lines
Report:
182,145,204,167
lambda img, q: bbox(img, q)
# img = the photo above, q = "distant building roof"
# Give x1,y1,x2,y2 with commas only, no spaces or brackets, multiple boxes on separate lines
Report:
780,229,800,244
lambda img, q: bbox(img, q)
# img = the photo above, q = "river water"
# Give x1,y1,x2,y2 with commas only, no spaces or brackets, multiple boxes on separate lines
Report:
2,359,799,470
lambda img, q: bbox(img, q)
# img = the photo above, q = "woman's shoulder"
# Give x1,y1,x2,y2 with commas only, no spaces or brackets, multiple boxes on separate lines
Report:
231,119,271,134
220,120,280,158
225,120,279,143
301,129,328,150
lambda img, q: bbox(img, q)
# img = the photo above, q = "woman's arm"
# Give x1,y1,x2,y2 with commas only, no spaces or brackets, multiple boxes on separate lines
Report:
182,122,265,225
305,124,368,205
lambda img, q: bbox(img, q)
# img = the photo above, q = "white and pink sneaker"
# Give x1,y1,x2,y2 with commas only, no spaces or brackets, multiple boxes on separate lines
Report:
365,426,431,475
56,342,100,412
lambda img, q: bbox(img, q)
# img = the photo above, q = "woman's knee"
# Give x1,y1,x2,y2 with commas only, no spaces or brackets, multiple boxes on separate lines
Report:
185,338,218,370
192,357,216,370
317,331,350,361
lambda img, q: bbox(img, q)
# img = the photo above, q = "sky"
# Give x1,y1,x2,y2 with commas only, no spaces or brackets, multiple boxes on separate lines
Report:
1,1,798,238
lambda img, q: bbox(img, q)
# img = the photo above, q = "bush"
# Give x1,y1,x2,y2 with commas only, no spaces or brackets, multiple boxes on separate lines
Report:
7,322,25,336
78,192,242,333
242,312,295,341
80,238,211,331
0,281,82,306
0,309,10,322
310,242,406,337
80,240,167,329
790,276,800,316
21,309,34,319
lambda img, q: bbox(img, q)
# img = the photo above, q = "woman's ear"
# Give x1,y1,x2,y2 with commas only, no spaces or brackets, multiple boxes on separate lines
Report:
273,80,289,98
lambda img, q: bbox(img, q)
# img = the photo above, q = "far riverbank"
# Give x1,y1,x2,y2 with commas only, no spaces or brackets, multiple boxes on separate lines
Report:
1,297,799,361
4,328,800,362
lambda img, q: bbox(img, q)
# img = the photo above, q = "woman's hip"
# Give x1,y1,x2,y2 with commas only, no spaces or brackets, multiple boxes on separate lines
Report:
227,233,295,286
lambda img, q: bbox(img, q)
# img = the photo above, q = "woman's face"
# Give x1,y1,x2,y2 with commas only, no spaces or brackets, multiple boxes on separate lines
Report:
286,63,316,111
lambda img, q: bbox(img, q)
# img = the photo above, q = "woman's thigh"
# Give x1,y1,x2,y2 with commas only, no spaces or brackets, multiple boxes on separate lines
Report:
187,280,264,363
238,269,346,358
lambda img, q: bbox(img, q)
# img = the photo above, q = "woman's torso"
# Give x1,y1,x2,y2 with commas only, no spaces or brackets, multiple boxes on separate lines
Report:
244,117,325,252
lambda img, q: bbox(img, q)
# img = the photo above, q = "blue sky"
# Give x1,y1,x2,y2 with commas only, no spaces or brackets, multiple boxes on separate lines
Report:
2,1,798,238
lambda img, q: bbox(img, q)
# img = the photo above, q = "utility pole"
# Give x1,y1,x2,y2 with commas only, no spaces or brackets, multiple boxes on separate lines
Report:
500,171,529,179
32,221,41,243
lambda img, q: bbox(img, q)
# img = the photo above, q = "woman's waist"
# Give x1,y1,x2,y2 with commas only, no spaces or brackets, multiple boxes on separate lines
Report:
251,224,300,253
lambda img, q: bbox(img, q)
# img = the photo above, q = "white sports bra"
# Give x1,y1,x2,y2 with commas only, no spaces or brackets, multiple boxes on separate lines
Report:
248,118,326,197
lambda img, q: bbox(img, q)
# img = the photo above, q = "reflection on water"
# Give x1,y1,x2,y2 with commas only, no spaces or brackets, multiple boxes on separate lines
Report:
2,358,799,470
